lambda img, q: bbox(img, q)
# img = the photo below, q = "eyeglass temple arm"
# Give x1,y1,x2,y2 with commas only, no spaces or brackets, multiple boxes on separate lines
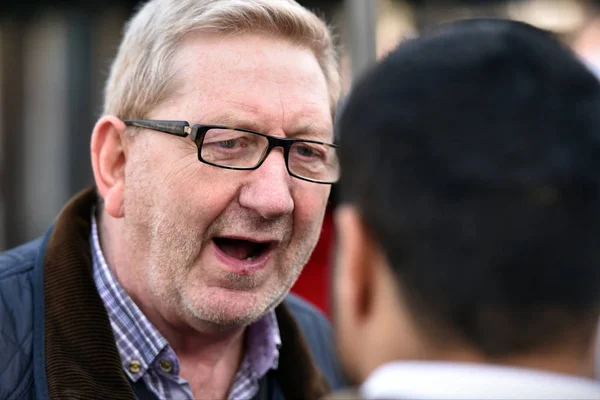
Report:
123,120,192,137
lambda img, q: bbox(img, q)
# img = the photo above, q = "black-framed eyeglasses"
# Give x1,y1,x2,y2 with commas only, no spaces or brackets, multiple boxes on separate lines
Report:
123,119,340,184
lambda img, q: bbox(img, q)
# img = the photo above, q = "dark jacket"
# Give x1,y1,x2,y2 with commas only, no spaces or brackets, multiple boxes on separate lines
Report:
0,187,346,400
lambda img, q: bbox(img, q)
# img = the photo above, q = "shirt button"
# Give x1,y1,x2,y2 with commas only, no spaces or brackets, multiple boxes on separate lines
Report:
159,360,173,373
129,360,142,374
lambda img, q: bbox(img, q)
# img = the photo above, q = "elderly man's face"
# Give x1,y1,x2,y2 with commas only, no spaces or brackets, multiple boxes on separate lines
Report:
122,33,332,330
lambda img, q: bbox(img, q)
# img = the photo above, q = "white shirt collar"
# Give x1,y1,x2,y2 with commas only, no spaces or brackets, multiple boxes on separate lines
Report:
360,361,600,399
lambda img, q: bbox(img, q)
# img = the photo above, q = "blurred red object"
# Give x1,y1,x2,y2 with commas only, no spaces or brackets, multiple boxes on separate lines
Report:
291,205,334,318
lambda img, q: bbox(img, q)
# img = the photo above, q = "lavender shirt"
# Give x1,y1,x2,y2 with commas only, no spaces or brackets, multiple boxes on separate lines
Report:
91,215,281,400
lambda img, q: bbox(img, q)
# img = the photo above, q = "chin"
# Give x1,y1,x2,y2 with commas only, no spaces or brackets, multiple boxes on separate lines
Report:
182,287,273,329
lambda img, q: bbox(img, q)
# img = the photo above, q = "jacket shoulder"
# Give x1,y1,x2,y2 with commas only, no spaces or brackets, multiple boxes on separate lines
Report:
284,293,347,390
0,238,43,278
284,293,335,337
0,238,41,400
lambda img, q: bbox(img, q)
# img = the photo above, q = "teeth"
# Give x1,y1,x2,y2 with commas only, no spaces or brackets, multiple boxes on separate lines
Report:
245,255,258,261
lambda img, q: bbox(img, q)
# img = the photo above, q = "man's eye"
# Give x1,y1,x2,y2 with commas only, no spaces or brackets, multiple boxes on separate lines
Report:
297,146,316,156
294,144,325,159
217,139,240,149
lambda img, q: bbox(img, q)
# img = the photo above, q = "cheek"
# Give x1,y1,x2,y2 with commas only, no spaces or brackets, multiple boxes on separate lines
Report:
128,147,236,220
333,243,353,322
332,230,359,340
126,135,200,197
123,155,240,271
292,185,330,230
333,275,362,385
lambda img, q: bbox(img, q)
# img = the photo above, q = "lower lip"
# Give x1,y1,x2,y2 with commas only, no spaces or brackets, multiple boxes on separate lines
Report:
211,240,273,275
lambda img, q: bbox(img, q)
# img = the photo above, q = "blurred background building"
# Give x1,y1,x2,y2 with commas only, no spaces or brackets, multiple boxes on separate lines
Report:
3,0,600,312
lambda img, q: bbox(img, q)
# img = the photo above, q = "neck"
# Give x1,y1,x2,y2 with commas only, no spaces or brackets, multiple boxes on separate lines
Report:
147,307,246,397
367,282,598,381
490,347,597,379
135,298,246,362
375,341,597,380
428,330,598,379
134,293,246,399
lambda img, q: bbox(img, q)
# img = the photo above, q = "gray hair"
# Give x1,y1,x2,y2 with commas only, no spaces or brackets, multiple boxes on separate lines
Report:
103,0,341,119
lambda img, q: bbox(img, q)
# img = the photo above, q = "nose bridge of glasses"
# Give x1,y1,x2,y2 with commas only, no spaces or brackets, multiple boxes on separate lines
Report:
257,136,286,166
266,134,293,150
253,134,286,163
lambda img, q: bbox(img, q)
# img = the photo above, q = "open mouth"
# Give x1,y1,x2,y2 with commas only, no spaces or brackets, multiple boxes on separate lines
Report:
212,237,275,262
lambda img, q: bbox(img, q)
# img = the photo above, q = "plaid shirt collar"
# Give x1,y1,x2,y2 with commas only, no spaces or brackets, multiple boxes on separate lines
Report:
90,213,281,399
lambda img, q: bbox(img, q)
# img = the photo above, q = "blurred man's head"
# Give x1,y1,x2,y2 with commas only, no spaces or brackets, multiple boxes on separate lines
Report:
334,19,600,384
90,0,340,334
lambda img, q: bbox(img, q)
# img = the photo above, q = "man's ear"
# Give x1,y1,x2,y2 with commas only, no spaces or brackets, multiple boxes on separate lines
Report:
91,116,127,218
335,205,378,320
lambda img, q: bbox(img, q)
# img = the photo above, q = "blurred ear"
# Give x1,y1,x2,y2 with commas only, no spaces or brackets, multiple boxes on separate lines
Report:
334,205,377,321
90,116,127,218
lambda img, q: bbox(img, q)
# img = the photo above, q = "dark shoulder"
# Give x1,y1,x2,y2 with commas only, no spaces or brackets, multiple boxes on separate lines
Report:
0,239,41,400
0,238,43,279
285,292,329,324
284,294,334,352
284,293,347,390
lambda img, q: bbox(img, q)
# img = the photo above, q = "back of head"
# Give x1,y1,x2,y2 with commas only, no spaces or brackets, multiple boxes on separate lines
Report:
103,0,340,119
338,19,600,359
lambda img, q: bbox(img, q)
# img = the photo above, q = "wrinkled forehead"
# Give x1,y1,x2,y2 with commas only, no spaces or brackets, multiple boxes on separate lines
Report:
155,32,333,140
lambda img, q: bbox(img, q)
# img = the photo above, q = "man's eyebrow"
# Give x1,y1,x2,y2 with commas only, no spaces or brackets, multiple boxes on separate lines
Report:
204,115,261,132
288,122,334,142
200,115,333,142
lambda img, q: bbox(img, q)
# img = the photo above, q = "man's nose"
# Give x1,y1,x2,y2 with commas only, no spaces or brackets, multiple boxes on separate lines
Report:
238,149,294,220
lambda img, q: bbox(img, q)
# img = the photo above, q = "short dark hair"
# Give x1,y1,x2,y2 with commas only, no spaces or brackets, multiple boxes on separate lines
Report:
338,19,600,357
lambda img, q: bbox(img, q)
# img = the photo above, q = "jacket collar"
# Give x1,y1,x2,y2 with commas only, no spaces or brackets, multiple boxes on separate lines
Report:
35,186,330,399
